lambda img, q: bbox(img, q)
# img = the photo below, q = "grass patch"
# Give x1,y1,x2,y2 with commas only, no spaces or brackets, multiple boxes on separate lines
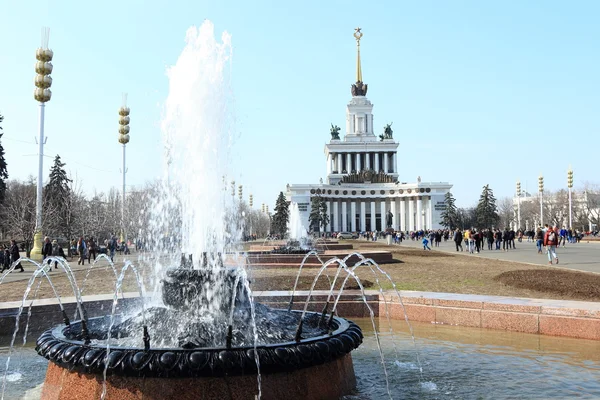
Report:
494,269,600,301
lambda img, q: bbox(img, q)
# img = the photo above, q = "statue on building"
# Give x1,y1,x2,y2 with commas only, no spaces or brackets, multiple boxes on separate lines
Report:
319,178,323,184
417,176,422,183
384,122,393,139
386,210,393,228
286,183,290,192
351,81,368,96
330,124,341,140
380,123,393,141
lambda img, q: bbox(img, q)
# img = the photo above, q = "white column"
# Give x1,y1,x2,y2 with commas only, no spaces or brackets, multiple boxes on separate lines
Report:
341,201,347,232
350,201,357,232
333,201,339,232
336,154,341,173
416,196,423,231
326,200,331,232
428,197,433,229
383,153,389,173
408,198,415,231
360,201,366,232
370,201,376,231
346,153,351,173
392,152,397,173
326,153,331,175
365,152,370,170
380,200,386,229
399,198,406,231
374,152,379,172
356,153,361,171
390,199,396,230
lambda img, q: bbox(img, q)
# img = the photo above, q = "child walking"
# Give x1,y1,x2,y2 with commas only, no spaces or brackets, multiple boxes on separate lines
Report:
422,237,431,251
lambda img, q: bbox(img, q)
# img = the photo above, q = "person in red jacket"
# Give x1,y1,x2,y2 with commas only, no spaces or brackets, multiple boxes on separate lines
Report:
544,226,559,265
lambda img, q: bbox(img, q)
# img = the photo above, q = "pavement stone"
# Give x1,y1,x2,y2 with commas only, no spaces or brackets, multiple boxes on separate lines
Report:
391,237,600,274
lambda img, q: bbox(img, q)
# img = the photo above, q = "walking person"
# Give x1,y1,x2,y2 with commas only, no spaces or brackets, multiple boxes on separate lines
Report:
495,229,502,250
544,226,559,265
468,230,475,254
51,239,60,269
502,228,510,251
535,227,544,254
422,236,431,251
453,229,463,252
9,240,24,272
2,246,10,272
42,237,53,272
87,237,97,263
109,236,117,262
77,237,87,266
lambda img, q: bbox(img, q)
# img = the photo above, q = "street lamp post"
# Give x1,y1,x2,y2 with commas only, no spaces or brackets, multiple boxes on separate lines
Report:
567,168,573,229
516,181,521,230
249,194,253,237
538,175,544,227
31,27,54,259
118,94,131,244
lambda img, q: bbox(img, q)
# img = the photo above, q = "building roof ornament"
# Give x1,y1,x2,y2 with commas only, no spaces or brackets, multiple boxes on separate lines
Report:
339,170,398,184
351,27,368,97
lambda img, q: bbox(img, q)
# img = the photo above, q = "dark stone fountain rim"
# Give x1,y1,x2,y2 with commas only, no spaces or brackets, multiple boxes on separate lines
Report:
35,309,363,377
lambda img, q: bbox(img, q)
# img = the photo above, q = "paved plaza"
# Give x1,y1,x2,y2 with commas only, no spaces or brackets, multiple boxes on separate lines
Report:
0,254,129,285
398,237,600,274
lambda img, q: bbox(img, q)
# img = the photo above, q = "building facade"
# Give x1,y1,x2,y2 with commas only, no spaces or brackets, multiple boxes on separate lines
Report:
286,29,452,234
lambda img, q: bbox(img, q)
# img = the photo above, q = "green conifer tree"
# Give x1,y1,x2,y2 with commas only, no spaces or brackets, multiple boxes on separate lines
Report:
271,191,290,237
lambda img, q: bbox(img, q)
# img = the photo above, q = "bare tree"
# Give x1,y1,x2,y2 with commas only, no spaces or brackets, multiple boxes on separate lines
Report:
581,184,600,231
545,189,568,228
497,197,515,229
3,179,37,256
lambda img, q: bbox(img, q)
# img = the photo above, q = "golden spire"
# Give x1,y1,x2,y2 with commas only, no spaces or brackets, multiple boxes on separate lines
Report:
354,27,363,82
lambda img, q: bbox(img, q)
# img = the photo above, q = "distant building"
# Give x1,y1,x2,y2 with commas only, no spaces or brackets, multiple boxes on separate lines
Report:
286,29,452,234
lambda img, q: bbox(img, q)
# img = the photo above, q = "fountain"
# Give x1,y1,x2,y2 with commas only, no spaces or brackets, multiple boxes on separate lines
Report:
31,21,365,399
289,202,308,242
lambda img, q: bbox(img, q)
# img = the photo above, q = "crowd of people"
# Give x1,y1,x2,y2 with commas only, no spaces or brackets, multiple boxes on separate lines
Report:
329,224,588,266
0,235,131,273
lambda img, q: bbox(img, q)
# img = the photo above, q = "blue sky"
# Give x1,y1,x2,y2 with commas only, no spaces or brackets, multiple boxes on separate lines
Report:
1,0,598,208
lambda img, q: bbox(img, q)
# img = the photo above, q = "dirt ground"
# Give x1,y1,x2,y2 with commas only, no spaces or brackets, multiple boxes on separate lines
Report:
0,242,598,303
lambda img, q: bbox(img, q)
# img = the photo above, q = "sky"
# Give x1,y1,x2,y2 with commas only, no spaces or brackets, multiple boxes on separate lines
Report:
1,0,599,209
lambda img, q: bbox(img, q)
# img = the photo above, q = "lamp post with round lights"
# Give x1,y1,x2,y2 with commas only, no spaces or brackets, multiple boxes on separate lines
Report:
538,175,544,228
516,181,521,230
249,194,254,237
567,168,574,229
118,94,130,244
31,27,54,259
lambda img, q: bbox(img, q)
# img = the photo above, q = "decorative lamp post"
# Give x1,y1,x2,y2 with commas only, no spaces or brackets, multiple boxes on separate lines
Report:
31,27,54,259
516,181,521,230
538,175,544,227
238,185,243,202
567,168,574,229
261,203,265,213
118,94,131,244
248,194,254,236
230,181,235,197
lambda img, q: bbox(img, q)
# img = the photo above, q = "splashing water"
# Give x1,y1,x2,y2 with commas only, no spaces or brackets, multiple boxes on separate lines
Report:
145,20,237,287
289,202,308,240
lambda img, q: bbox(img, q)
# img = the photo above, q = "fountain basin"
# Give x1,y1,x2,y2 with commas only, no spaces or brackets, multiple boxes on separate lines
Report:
36,312,362,399
40,353,355,400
